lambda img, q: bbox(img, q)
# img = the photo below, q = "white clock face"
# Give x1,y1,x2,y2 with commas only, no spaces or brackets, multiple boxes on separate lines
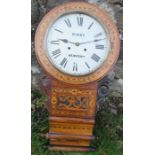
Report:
45,13,110,76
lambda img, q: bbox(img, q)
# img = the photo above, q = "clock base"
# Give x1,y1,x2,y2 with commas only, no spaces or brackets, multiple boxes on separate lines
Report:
46,117,96,151
48,146,95,152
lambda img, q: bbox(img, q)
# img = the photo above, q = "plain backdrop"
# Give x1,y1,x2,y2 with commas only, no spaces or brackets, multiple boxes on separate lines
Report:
0,0,155,155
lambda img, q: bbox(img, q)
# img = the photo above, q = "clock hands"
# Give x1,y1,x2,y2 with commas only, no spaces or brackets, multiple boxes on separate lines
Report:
57,38,104,46
58,39,80,46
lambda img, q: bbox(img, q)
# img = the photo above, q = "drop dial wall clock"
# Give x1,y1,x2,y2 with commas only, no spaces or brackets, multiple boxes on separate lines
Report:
35,1,120,152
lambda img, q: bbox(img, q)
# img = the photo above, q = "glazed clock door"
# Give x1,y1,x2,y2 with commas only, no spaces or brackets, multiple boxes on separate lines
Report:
45,13,110,76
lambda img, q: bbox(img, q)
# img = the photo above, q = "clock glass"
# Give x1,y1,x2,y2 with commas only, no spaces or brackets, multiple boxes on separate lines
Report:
45,13,110,76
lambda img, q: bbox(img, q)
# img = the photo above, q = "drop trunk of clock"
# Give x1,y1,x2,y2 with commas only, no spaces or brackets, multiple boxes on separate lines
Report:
46,79,97,152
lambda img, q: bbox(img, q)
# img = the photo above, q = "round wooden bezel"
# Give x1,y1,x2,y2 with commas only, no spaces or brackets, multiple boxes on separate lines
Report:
35,2,120,85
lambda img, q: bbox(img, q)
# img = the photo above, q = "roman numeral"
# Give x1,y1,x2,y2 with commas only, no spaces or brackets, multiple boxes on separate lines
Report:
88,22,94,30
91,54,100,62
54,28,63,33
64,19,72,27
94,32,102,37
77,17,83,26
50,40,59,45
85,62,90,69
73,62,78,71
60,57,68,68
95,44,104,49
52,49,61,58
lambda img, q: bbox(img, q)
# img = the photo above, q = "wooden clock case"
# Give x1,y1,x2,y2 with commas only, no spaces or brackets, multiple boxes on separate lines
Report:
35,1,120,152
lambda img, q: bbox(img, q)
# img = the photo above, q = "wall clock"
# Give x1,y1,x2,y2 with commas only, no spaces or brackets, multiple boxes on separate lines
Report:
35,1,120,152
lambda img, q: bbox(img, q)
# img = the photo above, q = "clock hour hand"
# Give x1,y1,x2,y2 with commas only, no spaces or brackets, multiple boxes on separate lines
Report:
58,39,75,45
79,39,105,45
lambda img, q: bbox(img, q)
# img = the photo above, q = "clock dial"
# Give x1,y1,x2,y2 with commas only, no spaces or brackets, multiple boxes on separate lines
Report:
45,13,110,76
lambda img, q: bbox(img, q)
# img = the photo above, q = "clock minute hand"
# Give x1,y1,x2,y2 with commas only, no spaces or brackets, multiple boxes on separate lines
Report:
79,39,105,45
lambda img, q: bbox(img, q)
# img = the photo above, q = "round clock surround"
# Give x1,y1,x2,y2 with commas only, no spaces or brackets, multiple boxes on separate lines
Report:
35,2,120,85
